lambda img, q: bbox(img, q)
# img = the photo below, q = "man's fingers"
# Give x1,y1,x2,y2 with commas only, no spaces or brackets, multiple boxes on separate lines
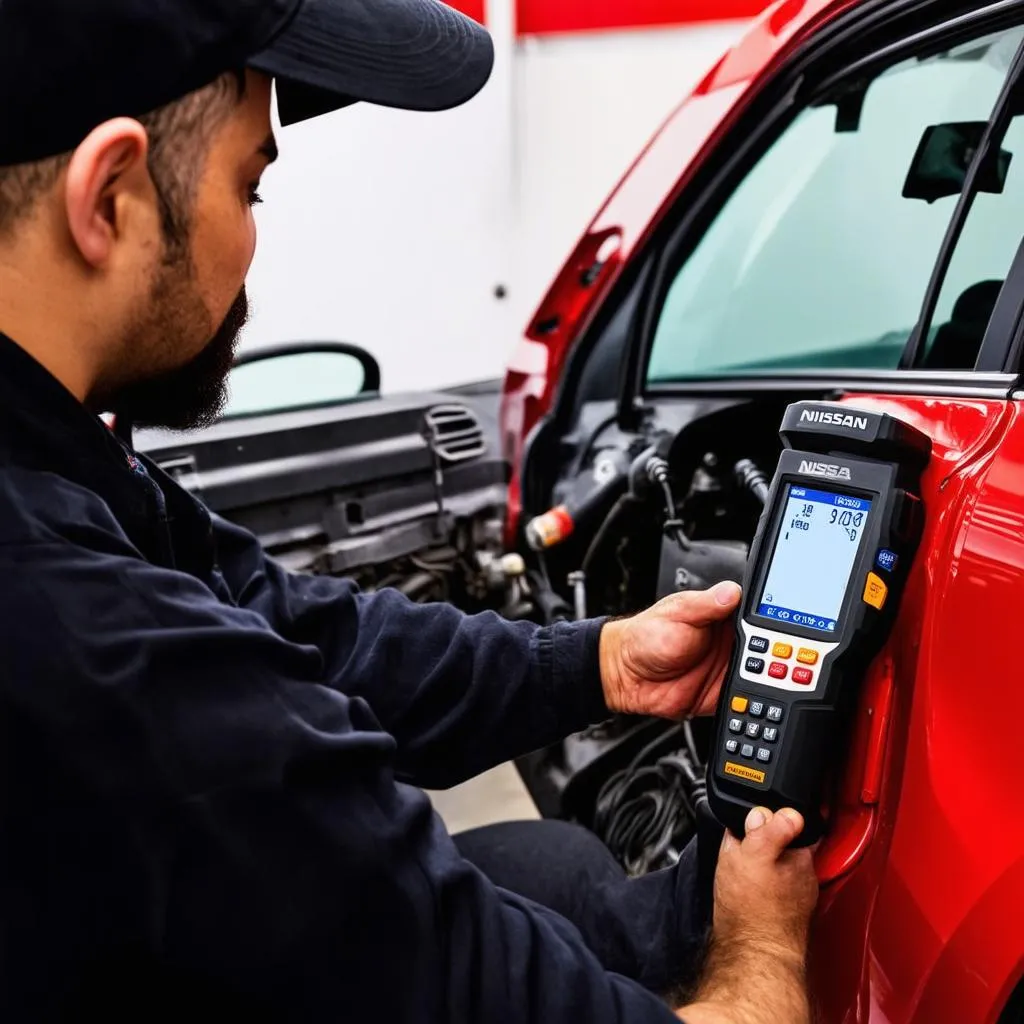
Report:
741,806,804,857
658,582,742,627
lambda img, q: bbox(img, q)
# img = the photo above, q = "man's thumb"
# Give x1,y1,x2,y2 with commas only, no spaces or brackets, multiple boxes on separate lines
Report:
660,581,741,626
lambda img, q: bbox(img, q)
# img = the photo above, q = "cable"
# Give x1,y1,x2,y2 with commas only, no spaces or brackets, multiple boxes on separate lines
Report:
643,454,691,552
592,725,707,876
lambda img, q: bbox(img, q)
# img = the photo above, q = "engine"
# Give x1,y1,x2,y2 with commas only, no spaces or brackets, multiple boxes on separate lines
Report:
517,423,782,876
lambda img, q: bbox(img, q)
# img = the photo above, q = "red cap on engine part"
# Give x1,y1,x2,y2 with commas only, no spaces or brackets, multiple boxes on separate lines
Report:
524,505,575,551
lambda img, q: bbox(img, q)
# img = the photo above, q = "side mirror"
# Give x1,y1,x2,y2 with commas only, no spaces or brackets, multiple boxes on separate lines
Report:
903,121,1012,203
222,341,382,420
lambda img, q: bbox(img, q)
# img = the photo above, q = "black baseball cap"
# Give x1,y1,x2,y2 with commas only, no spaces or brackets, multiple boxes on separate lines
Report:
0,0,495,167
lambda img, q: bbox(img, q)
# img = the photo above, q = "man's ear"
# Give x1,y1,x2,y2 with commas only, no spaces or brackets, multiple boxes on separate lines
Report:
64,118,151,268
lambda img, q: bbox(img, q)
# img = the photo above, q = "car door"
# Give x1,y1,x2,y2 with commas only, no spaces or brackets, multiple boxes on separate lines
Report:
525,5,1024,1022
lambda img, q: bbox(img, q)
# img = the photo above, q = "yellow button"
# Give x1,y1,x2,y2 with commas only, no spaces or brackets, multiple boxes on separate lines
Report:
797,647,819,665
772,642,793,659
730,696,749,714
863,571,889,610
724,762,766,784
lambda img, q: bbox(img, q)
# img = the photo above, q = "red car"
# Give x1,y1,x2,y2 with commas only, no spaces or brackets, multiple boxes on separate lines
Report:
501,0,1024,1020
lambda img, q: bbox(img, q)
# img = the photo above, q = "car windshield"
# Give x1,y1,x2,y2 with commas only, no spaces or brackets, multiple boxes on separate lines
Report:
646,27,1024,382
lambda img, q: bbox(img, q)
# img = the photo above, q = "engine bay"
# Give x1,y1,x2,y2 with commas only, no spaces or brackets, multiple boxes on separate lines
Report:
515,396,800,875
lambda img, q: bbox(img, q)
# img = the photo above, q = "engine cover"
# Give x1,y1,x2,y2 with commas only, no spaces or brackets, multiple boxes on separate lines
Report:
657,538,749,598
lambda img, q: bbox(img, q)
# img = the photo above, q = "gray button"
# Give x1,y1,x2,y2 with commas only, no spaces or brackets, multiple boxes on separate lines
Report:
728,718,743,734
748,701,765,718
756,747,772,763
740,743,755,759
762,726,778,743
725,739,739,754
745,722,760,739
767,705,784,722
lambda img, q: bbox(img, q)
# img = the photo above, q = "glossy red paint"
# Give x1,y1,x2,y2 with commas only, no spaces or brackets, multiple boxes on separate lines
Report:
515,0,769,37
500,0,855,543
807,394,1024,1022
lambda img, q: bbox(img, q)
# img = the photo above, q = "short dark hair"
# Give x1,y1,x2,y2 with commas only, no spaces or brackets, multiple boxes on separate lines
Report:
0,71,245,243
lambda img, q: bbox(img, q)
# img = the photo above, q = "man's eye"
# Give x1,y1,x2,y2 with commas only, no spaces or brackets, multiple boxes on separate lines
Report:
247,185,264,207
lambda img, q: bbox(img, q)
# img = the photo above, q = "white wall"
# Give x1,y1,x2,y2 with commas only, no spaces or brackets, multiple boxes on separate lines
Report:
241,16,749,393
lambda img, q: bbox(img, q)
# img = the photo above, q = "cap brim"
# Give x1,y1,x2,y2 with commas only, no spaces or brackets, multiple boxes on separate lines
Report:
248,0,494,125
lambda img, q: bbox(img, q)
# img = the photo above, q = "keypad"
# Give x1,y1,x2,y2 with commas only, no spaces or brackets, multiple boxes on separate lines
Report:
745,657,765,674
723,694,784,770
748,636,770,653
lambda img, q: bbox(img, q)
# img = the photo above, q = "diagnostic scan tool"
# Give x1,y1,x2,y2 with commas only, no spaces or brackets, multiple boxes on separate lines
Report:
708,402,931,843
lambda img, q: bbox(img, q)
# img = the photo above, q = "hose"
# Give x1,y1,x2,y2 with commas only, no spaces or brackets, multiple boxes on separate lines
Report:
734,458,770,506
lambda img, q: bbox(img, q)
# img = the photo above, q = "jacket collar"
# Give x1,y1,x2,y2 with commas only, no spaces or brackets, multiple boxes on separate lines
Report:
0,332,215,577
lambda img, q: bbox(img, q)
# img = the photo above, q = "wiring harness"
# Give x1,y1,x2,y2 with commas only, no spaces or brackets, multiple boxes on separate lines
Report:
591,722,708,876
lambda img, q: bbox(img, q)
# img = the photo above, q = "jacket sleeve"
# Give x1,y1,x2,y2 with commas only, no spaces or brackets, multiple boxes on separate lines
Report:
2,534,682,1024
210,513,610,788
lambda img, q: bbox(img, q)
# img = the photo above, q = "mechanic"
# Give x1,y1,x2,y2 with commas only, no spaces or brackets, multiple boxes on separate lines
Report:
0,0,818,1021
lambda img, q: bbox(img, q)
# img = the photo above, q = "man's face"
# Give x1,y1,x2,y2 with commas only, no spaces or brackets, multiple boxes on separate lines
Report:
104,72,276,430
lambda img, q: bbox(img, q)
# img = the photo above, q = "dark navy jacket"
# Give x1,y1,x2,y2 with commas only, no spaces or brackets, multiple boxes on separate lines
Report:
0,334,685,1021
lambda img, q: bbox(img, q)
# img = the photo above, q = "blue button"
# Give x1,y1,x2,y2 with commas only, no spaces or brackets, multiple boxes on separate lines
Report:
876,549,898,572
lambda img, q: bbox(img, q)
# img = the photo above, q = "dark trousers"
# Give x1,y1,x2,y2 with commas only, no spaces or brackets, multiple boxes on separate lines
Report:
454,811,723,998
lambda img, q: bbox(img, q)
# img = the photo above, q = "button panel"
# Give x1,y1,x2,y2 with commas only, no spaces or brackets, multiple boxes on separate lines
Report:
720,693,788,776
737,621,837,693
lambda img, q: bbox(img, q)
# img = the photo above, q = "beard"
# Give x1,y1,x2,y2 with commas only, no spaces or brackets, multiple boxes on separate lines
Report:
110,286,249,432
96,230,251,433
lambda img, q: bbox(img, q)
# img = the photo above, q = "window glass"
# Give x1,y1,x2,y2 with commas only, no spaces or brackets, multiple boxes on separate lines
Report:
646,27,1023,383
922,110,1024,368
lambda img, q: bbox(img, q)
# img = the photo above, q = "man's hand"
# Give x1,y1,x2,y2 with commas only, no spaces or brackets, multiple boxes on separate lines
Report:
677,807,819,1024
599,582,742,719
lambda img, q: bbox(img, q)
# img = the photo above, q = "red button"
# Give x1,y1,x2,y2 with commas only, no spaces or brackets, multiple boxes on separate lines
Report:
768,662,788,679
792,667,814,685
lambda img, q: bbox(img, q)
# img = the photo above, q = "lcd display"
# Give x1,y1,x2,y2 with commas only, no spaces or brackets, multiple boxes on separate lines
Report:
756,486,873,633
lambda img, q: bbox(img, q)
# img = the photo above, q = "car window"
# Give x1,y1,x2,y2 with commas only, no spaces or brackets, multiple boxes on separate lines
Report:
920,109,1024,368
646,26,1024,383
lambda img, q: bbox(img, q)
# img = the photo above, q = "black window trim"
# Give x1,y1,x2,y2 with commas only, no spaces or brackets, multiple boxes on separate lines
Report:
618,0,1024,412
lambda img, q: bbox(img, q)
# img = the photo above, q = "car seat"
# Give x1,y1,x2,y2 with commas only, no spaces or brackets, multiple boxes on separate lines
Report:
924,279,1003,370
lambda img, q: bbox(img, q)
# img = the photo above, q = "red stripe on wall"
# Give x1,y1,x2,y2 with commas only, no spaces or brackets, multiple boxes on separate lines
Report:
448,0,486,23
516,0,768,35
